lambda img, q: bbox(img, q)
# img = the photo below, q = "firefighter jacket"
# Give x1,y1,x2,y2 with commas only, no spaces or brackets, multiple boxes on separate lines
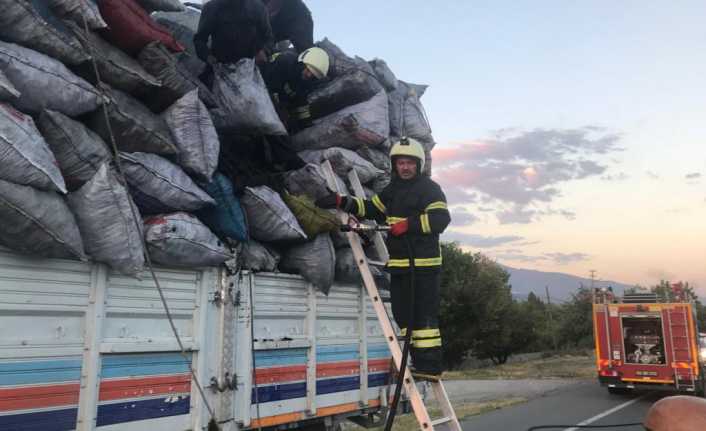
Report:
194,0,273,65
262,51,316,128
351,175,451,273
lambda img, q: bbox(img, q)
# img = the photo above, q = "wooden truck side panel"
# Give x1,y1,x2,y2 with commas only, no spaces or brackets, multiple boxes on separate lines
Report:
0,250,392,431
231,272,392,430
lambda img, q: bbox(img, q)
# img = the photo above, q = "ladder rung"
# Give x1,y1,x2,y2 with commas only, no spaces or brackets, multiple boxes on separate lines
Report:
432,417,454,426
367,260,386,267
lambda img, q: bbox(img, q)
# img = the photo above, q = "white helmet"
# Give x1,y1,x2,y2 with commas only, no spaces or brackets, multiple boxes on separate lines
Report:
298,47,330,79
390,137,425,172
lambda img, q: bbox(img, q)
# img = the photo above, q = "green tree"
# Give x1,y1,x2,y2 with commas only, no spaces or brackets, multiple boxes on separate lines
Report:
650,280,706,330
557,287,594,348
439,243,523,367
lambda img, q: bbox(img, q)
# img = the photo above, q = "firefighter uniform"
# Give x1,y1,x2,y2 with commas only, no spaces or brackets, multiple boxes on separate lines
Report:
262,48,329,132
351,170,450,374
317,138,451,375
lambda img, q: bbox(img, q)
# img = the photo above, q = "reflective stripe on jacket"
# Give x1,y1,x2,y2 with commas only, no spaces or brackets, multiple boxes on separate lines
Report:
352,175,451,272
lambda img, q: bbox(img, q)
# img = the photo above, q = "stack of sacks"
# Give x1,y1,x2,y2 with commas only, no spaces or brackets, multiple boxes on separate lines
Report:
0,0,233,276
276,40,438,290
0,1,441,294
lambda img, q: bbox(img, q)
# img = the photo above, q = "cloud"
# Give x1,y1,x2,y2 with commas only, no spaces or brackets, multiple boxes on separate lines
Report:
493,251,591,265
441,231,523,248
601,172,629,181
495,253,547,263
686,172,702,185
449,207,479,227
646,171,660,180
496,206,576,225
514,240,542,246
543,252,591,265
497,206,536,224
433,127,623,224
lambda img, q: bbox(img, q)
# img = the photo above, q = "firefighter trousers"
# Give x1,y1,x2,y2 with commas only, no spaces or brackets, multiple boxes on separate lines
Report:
390,270,443,374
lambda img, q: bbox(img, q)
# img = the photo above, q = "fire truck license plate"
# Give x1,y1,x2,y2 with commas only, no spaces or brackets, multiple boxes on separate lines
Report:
636,371,658,377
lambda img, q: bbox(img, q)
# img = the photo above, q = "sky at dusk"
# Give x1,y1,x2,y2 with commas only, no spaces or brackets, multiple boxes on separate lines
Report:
303,1,706,291
194,1,705,291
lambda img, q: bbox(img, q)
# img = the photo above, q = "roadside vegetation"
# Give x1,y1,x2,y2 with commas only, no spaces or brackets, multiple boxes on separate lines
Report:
438,242,705,370
444,352,595,380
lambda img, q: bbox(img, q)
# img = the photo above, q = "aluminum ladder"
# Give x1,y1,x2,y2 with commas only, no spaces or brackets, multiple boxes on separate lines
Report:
321,161,462,431
666,305,697,392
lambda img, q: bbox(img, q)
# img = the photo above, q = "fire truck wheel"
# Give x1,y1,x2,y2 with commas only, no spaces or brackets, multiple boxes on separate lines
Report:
607,387,632,395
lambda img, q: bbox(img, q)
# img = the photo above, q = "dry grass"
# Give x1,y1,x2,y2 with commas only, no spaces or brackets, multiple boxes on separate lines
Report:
443,353,596,380
354,397,527,431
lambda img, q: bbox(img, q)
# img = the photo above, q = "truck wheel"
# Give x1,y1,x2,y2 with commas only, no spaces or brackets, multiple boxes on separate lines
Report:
607,387,630,395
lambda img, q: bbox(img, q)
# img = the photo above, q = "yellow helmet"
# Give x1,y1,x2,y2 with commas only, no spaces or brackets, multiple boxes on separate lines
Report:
298,47,330,79
390,137,425,172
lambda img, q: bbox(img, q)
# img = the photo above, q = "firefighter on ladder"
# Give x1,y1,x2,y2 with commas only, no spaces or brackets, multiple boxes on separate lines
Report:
262,47,330,132
316,137,451,379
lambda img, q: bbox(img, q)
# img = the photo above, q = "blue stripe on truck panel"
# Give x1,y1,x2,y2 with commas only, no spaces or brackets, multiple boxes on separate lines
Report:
317,376,359,394
252,381,306,403
0,358,82,386
368,343,391,359
316,345,359,362
100,353,191,379
251,372,390,404
254,348,307,368
0,407,78,431
253,344,390,369
369,372,389,388
96,396,190,427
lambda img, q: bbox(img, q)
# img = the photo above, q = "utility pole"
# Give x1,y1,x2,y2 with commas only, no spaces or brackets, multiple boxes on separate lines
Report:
589,270,597,289
545,285,558,352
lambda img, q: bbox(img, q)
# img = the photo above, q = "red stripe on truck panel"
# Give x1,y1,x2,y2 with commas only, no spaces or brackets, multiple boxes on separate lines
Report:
254,358,393,385
255,365,307,385
99,374,191,402
0,383,79,412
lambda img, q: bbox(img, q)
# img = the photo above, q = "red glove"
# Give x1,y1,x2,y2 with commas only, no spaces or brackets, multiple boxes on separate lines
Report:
389,219,409,236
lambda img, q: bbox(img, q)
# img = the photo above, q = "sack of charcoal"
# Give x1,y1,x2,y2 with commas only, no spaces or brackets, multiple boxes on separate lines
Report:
144,212,233,268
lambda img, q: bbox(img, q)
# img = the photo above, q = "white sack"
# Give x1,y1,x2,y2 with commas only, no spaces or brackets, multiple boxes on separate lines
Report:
241,186,307,242
0,103,67,193
0,178,85,260
119,152,215,215
0,41,101,116
144,212,232,267
68,164,145,276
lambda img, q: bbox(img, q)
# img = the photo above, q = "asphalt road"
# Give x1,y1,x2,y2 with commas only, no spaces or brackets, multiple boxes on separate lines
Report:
459,380,661,431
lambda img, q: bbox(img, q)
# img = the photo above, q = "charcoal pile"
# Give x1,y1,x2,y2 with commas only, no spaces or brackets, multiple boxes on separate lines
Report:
0,1,438,293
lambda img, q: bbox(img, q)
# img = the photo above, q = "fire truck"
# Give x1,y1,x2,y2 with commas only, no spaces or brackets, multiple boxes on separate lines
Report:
592,284,706,395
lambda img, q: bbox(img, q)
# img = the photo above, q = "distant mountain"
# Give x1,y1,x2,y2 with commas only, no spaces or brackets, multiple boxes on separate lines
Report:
501,265,635,302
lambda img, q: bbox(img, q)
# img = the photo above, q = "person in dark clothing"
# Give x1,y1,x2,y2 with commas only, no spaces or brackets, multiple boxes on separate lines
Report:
193,0,273,87
315,137,451,379
263,0,314,53
262,47,329,131
218,133,305,195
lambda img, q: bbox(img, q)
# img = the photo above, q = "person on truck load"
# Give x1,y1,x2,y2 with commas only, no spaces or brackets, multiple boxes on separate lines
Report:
315,137,451,379
263,0,314,53
193,0,274,88
262,47,330,132
644,395,706,430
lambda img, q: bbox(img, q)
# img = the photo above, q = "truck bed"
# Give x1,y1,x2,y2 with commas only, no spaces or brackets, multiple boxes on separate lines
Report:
0,249,392,431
